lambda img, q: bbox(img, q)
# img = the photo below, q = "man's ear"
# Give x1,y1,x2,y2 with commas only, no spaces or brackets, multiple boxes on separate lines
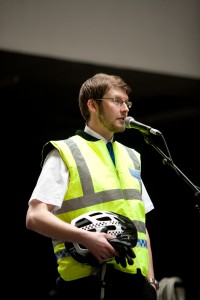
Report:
87,99,98,112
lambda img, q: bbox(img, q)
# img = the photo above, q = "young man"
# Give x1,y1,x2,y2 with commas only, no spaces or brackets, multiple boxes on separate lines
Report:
26,73,158,299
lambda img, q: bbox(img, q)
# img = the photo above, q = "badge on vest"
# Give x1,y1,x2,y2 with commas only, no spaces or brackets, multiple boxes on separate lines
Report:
128,168,141,180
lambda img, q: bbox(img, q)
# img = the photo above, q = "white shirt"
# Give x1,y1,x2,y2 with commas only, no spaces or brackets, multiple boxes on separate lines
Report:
29,126,154,214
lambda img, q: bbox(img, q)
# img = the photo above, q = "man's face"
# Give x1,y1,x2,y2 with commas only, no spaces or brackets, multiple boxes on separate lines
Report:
97,86,130,134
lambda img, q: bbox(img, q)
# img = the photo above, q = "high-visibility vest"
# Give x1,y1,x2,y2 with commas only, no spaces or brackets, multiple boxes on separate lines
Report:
43,133,149,281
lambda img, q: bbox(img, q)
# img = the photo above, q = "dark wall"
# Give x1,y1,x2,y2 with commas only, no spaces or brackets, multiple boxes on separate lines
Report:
1,50,200,298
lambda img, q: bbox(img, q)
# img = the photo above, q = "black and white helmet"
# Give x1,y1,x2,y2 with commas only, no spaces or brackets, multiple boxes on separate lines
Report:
72,210,131,255
65,210,138,266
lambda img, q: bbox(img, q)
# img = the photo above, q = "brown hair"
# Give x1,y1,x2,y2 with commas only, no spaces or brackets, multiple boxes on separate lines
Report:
78,73,132,121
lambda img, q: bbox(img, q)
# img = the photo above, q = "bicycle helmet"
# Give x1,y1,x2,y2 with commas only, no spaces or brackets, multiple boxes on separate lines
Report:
65,211,138,266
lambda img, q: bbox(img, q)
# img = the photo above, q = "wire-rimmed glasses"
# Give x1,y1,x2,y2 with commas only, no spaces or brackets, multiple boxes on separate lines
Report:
95,97,132,109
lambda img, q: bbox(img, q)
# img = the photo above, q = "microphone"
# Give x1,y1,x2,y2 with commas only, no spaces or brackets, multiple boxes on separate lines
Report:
125,116,162,136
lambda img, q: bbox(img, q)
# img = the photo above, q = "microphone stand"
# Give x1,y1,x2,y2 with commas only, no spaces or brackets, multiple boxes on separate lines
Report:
143,134,200,214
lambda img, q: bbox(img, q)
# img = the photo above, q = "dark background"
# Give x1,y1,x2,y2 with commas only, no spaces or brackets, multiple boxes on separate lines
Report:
1,50,200,298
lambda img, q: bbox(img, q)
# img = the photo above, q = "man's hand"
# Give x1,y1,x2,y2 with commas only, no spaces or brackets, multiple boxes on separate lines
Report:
108,238,136,268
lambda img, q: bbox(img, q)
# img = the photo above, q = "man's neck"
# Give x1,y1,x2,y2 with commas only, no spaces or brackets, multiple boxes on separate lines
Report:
85,124,114,142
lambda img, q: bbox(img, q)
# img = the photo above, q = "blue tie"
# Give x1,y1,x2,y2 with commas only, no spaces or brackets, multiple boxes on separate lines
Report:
106,142,115,165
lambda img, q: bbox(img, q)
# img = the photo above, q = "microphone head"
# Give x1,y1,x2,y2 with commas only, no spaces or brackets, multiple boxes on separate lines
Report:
125,116,134,128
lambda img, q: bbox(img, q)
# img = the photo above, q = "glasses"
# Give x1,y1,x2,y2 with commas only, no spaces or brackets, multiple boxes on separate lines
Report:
95,97,132,109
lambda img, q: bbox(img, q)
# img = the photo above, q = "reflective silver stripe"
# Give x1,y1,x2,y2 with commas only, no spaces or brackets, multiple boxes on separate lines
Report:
123,145,142,191
123,145,140,170
65,138,95,195
56,188,142,214
134,220,146,234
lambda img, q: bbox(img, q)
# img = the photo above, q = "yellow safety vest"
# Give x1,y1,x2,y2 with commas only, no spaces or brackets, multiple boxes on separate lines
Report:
42,132,149,281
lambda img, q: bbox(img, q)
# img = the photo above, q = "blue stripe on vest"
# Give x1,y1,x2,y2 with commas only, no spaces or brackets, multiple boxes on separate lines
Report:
55,239,147,261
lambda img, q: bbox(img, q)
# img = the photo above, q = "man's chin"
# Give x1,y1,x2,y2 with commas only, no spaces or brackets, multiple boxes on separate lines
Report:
115,125,125,133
